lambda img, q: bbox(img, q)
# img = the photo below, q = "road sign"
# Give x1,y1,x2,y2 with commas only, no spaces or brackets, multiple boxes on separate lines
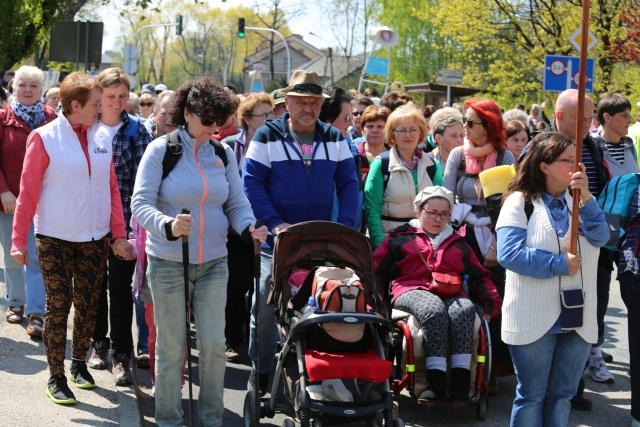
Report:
437,70,463,79
122,59,138,75
129,75,137,90
123,44,138,60
569,26,598,53
543,55,595,93
435,76,462,85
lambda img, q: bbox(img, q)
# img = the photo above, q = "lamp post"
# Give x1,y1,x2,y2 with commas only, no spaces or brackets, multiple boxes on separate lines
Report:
309,32,335,87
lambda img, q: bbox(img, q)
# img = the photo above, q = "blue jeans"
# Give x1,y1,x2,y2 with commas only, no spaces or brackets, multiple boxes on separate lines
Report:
0,212,45,316
147,255,228,427
248,248,278,376
509,331,591,427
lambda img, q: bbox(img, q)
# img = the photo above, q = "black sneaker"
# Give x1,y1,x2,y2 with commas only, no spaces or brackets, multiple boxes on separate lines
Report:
247,369,269,396
46,374,77,405
70,361,96,389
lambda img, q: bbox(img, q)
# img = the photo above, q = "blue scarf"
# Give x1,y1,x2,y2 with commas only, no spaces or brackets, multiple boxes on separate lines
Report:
11,97,45,131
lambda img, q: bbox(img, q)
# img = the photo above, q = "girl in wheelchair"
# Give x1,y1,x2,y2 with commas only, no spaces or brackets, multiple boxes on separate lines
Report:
374,186,502,403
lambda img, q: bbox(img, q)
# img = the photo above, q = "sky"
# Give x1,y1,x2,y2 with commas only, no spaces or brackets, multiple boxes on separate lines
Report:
99,0,339,53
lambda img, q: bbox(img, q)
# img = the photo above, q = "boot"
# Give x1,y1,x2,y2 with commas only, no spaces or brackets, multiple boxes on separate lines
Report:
419,369,447,402
449,368,471,402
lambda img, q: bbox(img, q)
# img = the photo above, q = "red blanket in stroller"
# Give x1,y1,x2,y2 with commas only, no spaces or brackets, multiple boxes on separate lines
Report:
305,350,392,383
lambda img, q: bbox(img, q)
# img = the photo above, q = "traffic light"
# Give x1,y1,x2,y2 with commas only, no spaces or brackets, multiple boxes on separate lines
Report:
176,14,183,36
238,18,245,38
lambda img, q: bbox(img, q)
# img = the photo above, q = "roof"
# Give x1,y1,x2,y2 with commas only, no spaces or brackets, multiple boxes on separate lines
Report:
299,52,365,87
404,82,481,97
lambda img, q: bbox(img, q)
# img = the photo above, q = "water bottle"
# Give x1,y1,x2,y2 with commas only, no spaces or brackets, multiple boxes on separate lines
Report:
304,296,317,314
462,274,470,294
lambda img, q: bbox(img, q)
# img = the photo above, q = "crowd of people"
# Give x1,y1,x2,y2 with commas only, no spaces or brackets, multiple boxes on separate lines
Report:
1,65,639,427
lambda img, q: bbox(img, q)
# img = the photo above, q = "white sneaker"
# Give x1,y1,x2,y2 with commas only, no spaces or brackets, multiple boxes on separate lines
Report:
586,357,614,383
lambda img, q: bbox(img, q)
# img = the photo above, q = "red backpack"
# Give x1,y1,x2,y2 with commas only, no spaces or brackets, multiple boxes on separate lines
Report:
309,267,366,313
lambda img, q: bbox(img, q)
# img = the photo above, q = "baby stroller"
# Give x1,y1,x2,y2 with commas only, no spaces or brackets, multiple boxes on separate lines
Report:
243,221,404,427
389,304,492,420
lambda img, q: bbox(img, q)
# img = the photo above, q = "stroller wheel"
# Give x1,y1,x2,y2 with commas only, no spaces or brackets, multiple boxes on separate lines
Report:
282,419,296,427
311,418,323,427
243,391,259,427
367,416,381,427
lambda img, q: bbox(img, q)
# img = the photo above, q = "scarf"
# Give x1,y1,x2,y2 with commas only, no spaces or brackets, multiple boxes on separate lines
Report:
396,146,423,170
463,139,496,175
11,97,45,131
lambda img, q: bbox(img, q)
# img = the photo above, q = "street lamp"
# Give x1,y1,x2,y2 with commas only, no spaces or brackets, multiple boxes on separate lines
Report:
309,32,335,87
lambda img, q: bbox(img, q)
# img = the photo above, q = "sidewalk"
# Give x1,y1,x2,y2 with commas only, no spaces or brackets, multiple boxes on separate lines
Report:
0,268,141,426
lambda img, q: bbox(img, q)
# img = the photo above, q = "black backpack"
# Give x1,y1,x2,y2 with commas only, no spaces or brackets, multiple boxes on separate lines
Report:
379,150,437,192
161,130,228,179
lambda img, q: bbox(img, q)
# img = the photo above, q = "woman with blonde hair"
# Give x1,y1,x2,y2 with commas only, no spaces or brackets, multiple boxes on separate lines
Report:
1,66,57,336
364,104,441,248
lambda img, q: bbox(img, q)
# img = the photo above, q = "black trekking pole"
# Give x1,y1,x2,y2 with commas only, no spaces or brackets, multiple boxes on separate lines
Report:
181,207,195,427
253,221,264,427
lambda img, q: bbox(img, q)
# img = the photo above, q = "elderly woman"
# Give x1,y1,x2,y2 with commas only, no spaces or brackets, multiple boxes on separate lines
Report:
44,87,61,111
430,109,464,166
357,105,391,166
374,186,501,402
131,76,267,426
0,66,57,336
222,92,273,362
11,72,133,404
496,132,609,426
505,120,530,166
364,104,441,248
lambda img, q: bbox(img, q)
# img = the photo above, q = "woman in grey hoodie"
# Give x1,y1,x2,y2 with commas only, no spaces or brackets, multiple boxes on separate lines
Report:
131,76,266,427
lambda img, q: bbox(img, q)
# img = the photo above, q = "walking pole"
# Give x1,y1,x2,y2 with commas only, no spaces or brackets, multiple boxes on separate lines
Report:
569,0,591,255
253,221,264,427
181,207,195,427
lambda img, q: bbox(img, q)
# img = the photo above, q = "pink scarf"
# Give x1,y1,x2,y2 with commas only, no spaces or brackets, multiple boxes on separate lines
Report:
464,139,497,174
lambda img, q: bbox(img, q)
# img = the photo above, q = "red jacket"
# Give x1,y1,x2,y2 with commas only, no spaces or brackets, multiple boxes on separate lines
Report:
373,223,502,317
0,104,57,202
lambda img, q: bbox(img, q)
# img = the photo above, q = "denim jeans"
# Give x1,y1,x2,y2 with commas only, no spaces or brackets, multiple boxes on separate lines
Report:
509,331,591,427
248,248,278,377
0,212,45,316
148,255,228,427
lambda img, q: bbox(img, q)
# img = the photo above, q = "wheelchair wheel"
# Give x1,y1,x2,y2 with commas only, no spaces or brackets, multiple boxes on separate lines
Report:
243,391,258,427
476,395,488,420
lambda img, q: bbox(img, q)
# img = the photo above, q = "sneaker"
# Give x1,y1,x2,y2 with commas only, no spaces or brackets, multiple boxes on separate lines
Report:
26,316,44,338
248,369,269,396
586,357,614,383
70,361,96,389
225,345,240,363
136,352,150,369
46,374,76,405
87,340,109,370
112,353,133,386
570,394,592,411
602,350,613,363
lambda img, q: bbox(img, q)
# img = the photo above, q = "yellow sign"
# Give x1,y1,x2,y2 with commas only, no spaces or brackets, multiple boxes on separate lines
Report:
569,26,598,53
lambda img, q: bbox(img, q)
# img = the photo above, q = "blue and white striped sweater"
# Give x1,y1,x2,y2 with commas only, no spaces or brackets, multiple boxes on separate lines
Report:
242,114,360,243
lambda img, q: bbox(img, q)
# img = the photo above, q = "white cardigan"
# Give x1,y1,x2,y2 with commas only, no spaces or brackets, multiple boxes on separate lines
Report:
496,192,599,346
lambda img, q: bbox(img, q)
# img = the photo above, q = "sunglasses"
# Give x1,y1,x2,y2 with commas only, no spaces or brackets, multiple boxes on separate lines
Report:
189,109,226,127
140,102,154,107
291,84,323,95
462,116,486,129
352,111,364,117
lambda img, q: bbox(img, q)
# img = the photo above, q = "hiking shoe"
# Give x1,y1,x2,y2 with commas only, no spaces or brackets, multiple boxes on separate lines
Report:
586,357,614,383
248,369,269,396
70,361,96,389
87,340,109,370
26,316,44,338
113,353,133,386
46,374,76,405
225,345,240,363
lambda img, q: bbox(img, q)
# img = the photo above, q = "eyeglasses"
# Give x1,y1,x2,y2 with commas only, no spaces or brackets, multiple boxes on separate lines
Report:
462,116,486,129
338,114,351,122
352,111,364,117
422,209,451,220
249,111,274,119
189,109,225,127
140,102,154,107
393,128,420,137
554,158,575,166
290,84,323,95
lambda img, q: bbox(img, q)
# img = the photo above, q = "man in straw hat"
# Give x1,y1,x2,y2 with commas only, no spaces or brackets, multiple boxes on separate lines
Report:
242,70,360,395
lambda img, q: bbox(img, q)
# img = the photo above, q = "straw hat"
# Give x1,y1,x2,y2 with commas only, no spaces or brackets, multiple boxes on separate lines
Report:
284,70,329,99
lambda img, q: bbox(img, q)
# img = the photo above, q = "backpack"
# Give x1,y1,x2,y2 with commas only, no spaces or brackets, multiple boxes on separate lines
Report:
380,150,437,192
596,173,640,250
308,266,366,313
162,129,228,180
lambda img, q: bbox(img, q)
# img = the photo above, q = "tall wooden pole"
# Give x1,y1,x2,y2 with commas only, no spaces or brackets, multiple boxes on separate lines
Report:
570,0,591,255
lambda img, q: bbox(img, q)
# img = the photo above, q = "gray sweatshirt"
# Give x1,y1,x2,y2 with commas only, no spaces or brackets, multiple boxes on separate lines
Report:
131,128,255,264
